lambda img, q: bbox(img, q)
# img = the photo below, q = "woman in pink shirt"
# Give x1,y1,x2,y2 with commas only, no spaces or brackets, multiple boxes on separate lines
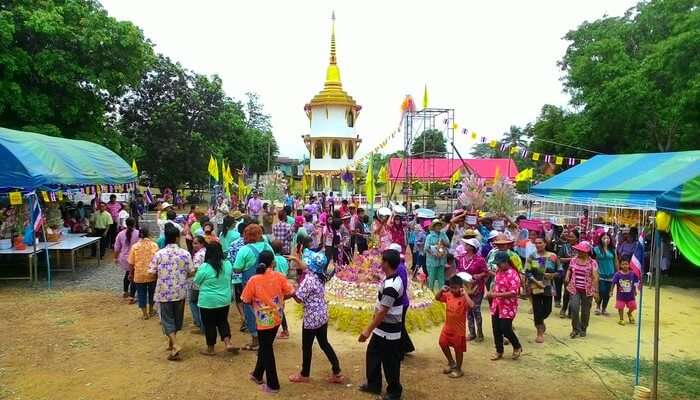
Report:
486,251,522,360
565,241,599,339
114,217,140,302
459,238,488,342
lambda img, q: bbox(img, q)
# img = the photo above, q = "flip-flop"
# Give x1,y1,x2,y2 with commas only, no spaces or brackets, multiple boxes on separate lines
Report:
249,373,264,385
200,349,216,356
243,343,259,351
226,346,240,354
167,350,181,361
448,370,464,378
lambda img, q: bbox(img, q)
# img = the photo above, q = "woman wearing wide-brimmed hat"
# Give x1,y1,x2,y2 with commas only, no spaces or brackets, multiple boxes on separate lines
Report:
425,219,450,292
486,251,523,360
458,237,488,342
564,241,599,339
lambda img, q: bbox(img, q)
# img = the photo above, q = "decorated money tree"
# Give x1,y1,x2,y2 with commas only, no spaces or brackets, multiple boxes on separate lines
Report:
486,175,516,216
458,174,487,211
321,247,444,333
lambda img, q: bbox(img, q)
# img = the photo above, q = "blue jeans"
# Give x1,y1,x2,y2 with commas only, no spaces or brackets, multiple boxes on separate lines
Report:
189,287,202,328
134,281,155,309
242,267,258,337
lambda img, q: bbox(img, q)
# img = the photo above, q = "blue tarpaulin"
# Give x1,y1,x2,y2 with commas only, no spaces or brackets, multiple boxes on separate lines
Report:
531,151,700,209
0,127,136,192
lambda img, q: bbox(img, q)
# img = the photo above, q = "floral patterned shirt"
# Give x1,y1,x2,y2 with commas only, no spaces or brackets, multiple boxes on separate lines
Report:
489,267,521,319
240,269,294,330
190,247,206,290
147,244,194,303
295,272,328,329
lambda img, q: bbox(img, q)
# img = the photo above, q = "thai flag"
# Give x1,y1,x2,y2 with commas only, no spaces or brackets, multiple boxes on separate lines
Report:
32,196,43,232
144,188,154,205
500,143,508,152
480,136,487,143
631,231,645,280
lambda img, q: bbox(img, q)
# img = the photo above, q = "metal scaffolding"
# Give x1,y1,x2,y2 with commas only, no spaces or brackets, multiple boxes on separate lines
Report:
400,107,456,211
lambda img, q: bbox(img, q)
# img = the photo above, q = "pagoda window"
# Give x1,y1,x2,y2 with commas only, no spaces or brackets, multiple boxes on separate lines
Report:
346,110,355,127
314,141,324,159
331,177,341,192
347,141,354,159
314,175,323,191
331,141,342,159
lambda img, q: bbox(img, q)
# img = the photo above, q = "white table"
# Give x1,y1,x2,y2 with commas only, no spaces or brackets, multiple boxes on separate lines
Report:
44,236,101,274
0,243,56,282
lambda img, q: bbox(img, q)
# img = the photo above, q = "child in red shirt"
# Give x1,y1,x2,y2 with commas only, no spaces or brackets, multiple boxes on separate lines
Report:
436,275,474,378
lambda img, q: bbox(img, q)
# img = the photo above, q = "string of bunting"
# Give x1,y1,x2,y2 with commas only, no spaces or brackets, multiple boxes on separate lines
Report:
440,118,587,166
26,183,139,204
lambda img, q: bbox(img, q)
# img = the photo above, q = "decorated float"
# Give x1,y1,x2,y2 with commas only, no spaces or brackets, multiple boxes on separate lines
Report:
322,248,444,334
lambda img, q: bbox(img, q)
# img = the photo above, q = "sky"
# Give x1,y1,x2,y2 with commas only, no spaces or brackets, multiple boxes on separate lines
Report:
100,0,638,160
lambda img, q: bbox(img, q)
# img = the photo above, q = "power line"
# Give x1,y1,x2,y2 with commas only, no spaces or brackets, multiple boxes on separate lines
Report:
531,137,604,155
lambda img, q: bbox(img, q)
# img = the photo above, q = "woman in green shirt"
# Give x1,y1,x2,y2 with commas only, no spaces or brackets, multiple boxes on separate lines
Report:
219,215,240,253
593,233,617,316
234,224,273,351
194,242,239,356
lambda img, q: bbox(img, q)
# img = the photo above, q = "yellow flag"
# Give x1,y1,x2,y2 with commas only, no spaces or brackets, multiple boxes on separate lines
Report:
452,122,458,131
422,84,429,108
510,146,518,155
131,159,138,175
493,166,501,183
489,140,498,149
555,156,564,165
515,168,534,182
532,152,541,161
208,155,219,181
365,157,376,206
301,173,308,196
237,171,247,199
377,164,388,184
470,131,477,140
450,168,462,186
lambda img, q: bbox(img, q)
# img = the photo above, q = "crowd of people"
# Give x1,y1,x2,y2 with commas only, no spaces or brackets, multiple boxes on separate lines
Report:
99,189,645,399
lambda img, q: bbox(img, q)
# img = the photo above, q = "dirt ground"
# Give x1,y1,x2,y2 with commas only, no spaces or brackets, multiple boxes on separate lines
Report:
0,273,698,400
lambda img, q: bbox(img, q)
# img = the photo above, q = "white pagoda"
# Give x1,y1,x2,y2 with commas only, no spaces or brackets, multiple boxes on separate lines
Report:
302,13,361,193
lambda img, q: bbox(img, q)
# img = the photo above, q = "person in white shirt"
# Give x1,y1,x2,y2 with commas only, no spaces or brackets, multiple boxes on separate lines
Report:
118,203,130,229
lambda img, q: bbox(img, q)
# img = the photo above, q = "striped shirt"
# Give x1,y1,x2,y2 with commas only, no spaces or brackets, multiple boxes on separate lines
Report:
373,274,404,341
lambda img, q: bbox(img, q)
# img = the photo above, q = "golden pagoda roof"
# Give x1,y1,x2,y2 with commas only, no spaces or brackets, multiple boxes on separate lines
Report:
306,13,360,110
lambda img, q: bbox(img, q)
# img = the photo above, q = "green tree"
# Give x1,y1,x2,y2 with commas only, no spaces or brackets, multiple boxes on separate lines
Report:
118,56,248,189
557,0,700,152
411,129,447,158
0,0,154,145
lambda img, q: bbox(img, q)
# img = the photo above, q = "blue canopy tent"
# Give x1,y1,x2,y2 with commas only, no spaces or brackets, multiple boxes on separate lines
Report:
531,151,700,399
530,151,700,210
0,127,136,287
0,127,136,193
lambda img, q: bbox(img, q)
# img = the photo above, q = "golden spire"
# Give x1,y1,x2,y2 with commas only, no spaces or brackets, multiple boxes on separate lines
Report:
330,11,336,64
306,12,360,111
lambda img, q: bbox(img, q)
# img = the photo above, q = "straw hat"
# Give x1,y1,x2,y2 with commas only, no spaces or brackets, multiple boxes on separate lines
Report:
430,219,444,229
462,229,479,239
392,204,407,215
231,210,243,220
492,234,514,245
161,202,172,209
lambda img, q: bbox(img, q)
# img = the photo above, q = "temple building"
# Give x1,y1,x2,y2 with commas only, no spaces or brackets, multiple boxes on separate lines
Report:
302,13,361,193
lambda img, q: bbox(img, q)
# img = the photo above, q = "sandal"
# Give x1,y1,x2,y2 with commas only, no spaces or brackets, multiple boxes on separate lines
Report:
288,373,310,383
199,348,216,356
618,320,626,326
277,331,290,340
327,373,345,384
448,369,464,378
490,353,503,361
243,343,260,351
249,373,264,385
240,324,248,333
442,363,457,374
226,345,240,354
512,348,522,360
569,331,579,339
261,384,279,394
629,316,635,324
167,349,181,361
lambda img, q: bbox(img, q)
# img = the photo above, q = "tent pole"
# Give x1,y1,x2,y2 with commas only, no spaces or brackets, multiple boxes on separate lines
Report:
36,193,52,289
634,213,650,387
29,193,37,286
651,226,661,400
